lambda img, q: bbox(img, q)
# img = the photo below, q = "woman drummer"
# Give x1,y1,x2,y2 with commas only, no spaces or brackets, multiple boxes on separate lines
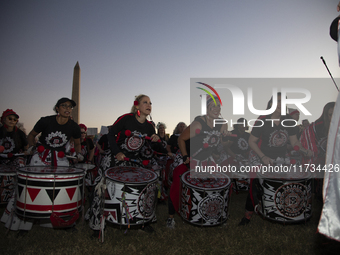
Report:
238,93,313,225
87,94,168,236
26,97,83,166
166,95,229,228
0,109,28,167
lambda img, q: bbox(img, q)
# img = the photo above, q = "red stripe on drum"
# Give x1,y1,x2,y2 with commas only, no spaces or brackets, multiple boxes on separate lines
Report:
16,200,82,212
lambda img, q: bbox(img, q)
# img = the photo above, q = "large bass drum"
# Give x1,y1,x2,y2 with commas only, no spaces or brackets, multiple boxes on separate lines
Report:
16,166,84,226
104,166,158,226
257,171,312,223
179,171,231,226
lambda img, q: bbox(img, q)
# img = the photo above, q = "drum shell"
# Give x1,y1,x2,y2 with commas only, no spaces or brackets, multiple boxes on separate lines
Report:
258,173,312,222
15,166,84,219
104,166,158,226
179,171,231,226
0,165,16,204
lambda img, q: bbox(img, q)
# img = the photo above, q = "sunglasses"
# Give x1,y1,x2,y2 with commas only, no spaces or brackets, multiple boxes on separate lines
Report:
60,104,73,109
7,117,18,122
81,132,87,134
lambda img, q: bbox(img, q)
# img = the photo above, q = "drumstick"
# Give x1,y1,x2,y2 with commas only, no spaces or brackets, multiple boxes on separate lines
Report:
195,128,237,137
122,157,150,166
125,130,161,142
153,151,168,156
0,153,25,158
66,155,77,159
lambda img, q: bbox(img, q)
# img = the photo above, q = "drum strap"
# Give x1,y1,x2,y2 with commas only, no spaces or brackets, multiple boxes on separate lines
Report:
50,210,79,228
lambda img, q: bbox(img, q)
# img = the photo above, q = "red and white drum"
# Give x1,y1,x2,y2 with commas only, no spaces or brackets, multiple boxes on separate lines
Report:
16,166,84,220
104,166,158,225
179,171,231,226
258,171,312,223
0,165,16,204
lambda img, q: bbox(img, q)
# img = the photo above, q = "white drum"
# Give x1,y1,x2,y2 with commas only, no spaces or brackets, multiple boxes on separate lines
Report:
104,166,158,226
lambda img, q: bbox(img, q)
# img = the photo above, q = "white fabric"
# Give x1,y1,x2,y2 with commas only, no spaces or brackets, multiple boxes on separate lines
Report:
318,91,340,241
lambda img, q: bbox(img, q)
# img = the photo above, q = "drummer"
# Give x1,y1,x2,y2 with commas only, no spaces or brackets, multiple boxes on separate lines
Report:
26,97,83,166
0,109,28,167
156,122,169,149
166,95,229,228
87,94,168,236
78,123,94,164
1,98,83,232
238,93,313,226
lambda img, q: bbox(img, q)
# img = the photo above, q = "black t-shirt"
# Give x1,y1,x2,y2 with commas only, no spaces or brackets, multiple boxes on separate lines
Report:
108,113,156,158
97,134,110,151
0,127,28,154
33,115,81,151
251,115,297,158
230,130,250,155
168,134,180,153
190,116,222,160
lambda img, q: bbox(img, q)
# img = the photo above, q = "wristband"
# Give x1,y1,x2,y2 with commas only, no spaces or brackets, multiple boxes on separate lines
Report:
183,155,189,162
261,155,266,160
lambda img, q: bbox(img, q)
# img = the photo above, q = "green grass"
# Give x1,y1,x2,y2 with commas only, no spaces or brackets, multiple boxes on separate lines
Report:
1,192,339,255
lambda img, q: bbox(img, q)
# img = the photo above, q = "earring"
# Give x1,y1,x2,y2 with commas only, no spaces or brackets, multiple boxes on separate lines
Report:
137,110,141,117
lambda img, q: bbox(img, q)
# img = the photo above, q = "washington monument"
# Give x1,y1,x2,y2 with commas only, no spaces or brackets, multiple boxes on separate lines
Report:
71,62,80,123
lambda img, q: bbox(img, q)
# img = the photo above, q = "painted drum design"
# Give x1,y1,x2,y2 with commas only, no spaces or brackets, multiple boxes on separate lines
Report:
16,166,84,219
258,172,312,223
0,165,16,204
104,166,158,226
180,171,231,226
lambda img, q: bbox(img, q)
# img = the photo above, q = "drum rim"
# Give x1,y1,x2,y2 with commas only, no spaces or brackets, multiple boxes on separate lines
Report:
105,166,158,184
17,166,85,175
181,170,231,190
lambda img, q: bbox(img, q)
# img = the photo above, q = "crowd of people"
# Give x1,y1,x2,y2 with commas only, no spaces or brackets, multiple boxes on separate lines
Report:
0,92,336,240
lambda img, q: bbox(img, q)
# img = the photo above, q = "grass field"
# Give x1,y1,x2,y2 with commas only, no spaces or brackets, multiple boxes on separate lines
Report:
0,191,339,255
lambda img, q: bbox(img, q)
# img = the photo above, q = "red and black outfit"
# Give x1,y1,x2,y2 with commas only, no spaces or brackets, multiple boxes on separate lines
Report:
108,113,158,166
0,125,28,166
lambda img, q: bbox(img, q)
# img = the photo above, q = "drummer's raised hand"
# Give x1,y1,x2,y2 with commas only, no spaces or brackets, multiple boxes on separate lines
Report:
77,153,84,162
150,134,160,142
115,152,126,161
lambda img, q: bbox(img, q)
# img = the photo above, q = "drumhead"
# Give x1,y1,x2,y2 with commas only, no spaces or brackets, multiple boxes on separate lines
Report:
181,171,231,190
0,165,16,176
17,166,84,175
105,166,157,184
257,170,311,181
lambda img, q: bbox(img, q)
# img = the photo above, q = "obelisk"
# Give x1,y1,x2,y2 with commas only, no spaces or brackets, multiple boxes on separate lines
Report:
71,62,80,124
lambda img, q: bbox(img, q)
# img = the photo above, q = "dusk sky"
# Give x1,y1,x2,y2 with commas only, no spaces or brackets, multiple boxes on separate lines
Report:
1,0,339,135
